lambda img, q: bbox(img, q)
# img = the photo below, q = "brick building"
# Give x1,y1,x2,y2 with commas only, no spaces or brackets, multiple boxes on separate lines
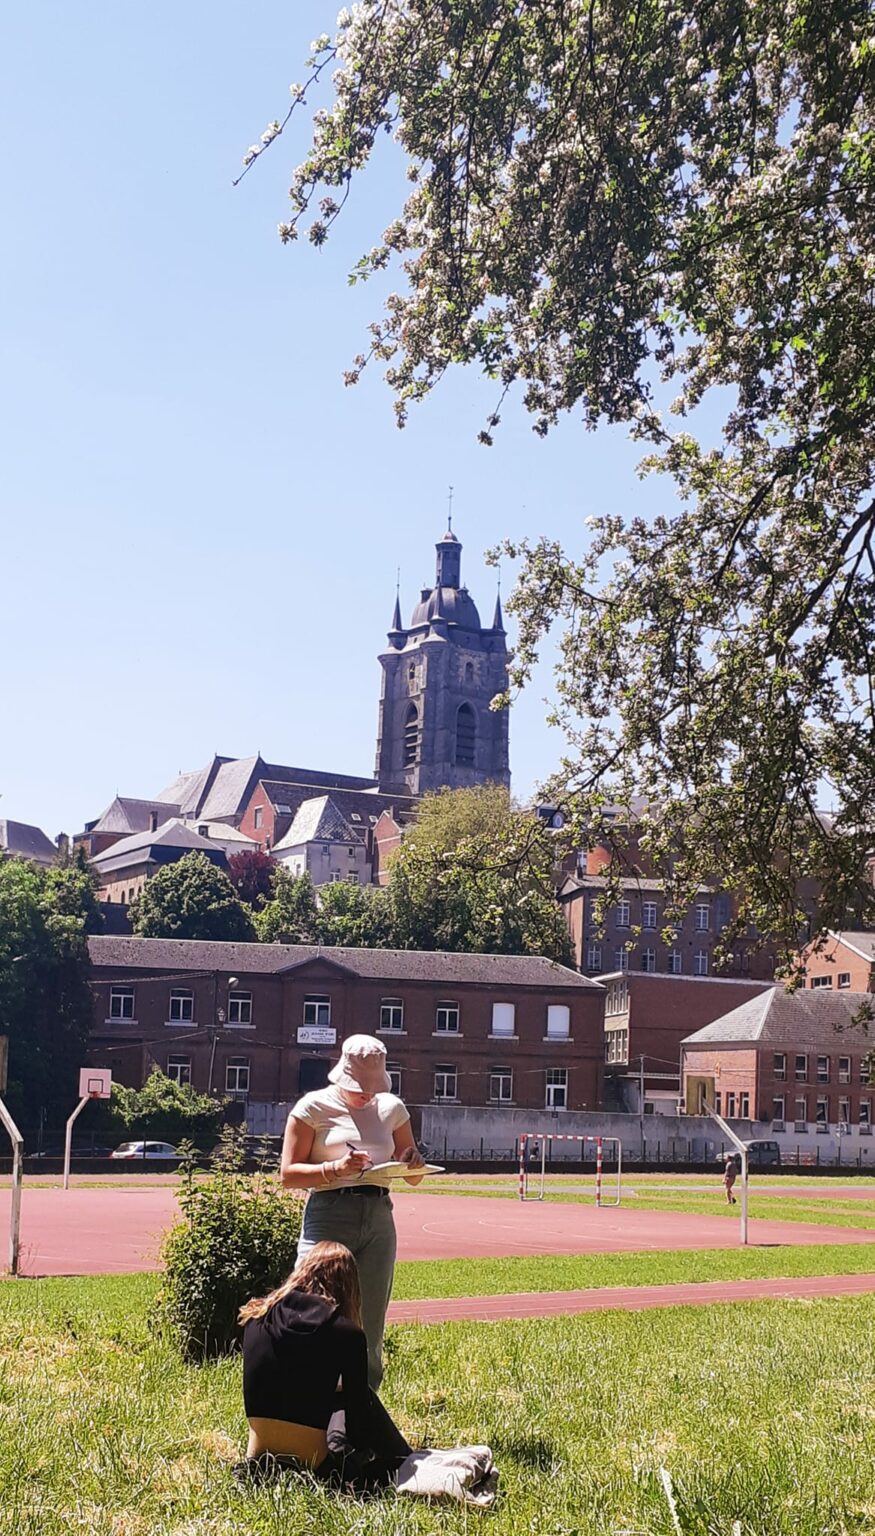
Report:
87,936,604,1115
799,931,875,992
560,874,747,979
599,971,773,1113
682,988,874,1149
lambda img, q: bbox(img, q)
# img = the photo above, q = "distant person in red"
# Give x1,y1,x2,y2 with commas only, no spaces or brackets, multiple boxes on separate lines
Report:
723,1154,738,1205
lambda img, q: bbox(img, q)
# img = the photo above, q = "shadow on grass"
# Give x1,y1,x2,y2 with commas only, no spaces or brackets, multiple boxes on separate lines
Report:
492,1433,556,1470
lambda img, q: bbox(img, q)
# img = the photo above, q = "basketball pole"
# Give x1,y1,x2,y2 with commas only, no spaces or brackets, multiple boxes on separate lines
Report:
63,1096,92,1192
0,1097,24,1275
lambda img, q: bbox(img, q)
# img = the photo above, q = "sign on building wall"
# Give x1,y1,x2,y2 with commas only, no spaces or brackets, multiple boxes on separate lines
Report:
297,1026,337,1046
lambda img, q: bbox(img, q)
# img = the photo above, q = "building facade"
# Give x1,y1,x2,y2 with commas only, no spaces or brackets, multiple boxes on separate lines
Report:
561,874,742,979
87,936,604,1115
799,931,875,992
375,527,510,796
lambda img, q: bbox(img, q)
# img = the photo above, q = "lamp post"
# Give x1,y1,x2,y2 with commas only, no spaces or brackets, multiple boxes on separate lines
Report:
208,975,238,1096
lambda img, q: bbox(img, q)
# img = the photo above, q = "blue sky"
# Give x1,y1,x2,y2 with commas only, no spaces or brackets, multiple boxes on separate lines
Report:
2,1,675,839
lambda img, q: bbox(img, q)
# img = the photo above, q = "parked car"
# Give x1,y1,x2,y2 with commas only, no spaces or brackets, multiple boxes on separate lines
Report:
745,1140,782,1167
110,1140,181,1161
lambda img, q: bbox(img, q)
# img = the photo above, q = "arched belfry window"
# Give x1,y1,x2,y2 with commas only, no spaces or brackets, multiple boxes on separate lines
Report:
403,703,419,766
455,703,476,767
464,661,474,684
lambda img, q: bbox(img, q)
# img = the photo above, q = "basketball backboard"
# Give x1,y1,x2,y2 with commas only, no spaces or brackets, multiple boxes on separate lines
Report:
79,1067,112,1100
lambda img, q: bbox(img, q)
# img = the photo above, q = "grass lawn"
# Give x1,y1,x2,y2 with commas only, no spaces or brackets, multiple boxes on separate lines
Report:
0,1273,873,1536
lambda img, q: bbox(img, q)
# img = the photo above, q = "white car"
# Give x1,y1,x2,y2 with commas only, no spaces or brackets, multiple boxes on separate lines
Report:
110,1140,181,1161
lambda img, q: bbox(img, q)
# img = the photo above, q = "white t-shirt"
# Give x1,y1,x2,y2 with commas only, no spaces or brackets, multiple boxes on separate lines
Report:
290,1086,410,1188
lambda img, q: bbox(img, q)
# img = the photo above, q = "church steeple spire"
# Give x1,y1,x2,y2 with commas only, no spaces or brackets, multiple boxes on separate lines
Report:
388,570,404,647
491,584,505,632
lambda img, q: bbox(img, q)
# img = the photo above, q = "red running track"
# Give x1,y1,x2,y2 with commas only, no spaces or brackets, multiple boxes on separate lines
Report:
1,1187,874,1277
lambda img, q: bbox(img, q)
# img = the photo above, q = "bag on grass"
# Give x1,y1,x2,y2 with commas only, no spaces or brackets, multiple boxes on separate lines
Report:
394,1445,499,1507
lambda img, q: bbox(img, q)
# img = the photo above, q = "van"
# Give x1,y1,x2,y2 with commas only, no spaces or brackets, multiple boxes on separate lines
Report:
744,1140,782,1168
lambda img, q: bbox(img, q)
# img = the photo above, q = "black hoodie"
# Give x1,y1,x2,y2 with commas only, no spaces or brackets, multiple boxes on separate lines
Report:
243,1288,372,1445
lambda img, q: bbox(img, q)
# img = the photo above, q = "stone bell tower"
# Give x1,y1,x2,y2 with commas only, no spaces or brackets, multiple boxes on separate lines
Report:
375,525,510,796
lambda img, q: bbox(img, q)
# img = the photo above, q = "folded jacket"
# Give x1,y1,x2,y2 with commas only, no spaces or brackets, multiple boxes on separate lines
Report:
394,1445,499,1506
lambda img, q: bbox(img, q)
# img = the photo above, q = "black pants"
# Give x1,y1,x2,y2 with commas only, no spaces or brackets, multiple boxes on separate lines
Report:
238,1391,411,1495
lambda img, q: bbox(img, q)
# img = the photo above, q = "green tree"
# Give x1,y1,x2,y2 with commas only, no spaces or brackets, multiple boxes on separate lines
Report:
102,1068,225,1149
129,853,255,942
248,1,875,963
0,849,102,1130
254,868,321,944
387,786,572,961
316,878,394,947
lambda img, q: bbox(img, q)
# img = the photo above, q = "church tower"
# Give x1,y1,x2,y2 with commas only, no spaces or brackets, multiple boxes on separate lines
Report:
375,526,511,795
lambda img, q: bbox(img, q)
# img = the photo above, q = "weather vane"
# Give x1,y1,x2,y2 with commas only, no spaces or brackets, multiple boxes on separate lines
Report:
447,484,454,531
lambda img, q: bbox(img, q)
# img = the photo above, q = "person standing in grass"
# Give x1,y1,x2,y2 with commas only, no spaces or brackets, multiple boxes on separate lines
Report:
281,1034,425,1388
723,1154,738,1205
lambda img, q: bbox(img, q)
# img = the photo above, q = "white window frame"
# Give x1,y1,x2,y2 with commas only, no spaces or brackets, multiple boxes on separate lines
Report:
816,1055,830,1083
435,1001,460,1034
838,1096,851,1126
109,987,135,1021
772,1094,785,1124
694,903,710,931
616,900,631,928
546,1004,571,1039
380,999,404,1033
795,1054,808,1082
838,972,852,989
433,1065,458,1102
693,950,709,976
253,806,263,830
725,1091,737,1117
228,990,252,1027
642,901,657,929
838,1056,851,1084
641,948,656,973
614,947,629,973
773,1052,787,1081
489,1067,513,1103
490,1002,515,1038
303,995,331,1028
386,1062,402,1097
605,1028,628,1065
810,975,833,989
585,943,602,971
815,1096,829,1129
168,989,194,1024
795,1095,808,1128
738,1092,750,1118
225,1057,250,1096
667,950,683,975
860,1099,871,1128
166,1055,192,1086
545,1067,568,1110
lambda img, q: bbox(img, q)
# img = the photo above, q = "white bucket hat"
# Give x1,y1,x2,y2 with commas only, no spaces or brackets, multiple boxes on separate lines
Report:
328,1034,391,1096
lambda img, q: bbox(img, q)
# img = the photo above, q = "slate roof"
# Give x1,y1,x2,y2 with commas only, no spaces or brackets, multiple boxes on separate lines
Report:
88,935,603,990
829,932,875,962
0,820,57,865
261,780,418,831
272,796,363,851
156,757,229,816
90,797,182,835
155,756,382,825
683,987,875,1048
90,819,228,874
560,874,716,896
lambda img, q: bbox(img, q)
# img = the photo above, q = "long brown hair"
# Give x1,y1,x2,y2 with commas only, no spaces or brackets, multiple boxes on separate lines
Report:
238,1241,362,1328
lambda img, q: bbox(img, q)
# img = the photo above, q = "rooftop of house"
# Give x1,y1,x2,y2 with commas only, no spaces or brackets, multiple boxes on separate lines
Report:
86,797,183,836
89,819,229,875
683,986,874,1049
0,819,57,865
820,932,875,963
272,796,364,852
88,935,603,991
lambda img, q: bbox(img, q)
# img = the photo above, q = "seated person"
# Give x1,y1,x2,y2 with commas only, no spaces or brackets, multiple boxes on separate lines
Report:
237,1239,411,1491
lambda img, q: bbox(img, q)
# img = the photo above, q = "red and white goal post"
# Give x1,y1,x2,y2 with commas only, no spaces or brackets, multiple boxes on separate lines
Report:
518,1133,622,1205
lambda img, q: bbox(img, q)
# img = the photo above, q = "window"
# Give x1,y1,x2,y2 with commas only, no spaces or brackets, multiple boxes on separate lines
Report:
862,1058,872,1085
345,872,360,885
386,1062,402,1096
839,1097,851,1126
834,1056,850,1084
167,1055,191,1086
816,1096,829,1129
772,1095,785,1123
546,1004,570,1039
489,1067,513,1103
642,901,657,929
838,972,852,989
433,1065,457,1101
225,1058,250,1096
714,1092,722,1114
739,1092,750,1118
228,991,252,1026
403,703,419,766
667,950,683,975
816,1056,830,1083
605,1029,628,1064
169,989,194,1023
641,948,656,973
254,806,263,830
329,871,344,883
380,999,404,1032
408,662,416,681
435,1001,460,1034
616,900,631,928
303,995,331,1028
694,903,710,931
614,948,629,973
810,975,832,989
694,950,709,976
491,1002,515,1037
585,943,602,971
795,1054,808,1082
773,1053,787,1081
725,1092,737,1117
795,1096,808,1127
545,1067,568,1109
455,704,476,767
860,1099,871,1128
109,987,135,1021
605,978,629,1017
464,661,474,684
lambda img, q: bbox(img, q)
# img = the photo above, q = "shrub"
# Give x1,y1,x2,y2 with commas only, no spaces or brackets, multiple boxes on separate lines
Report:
98,1068,225,1150
153,1129,303,1360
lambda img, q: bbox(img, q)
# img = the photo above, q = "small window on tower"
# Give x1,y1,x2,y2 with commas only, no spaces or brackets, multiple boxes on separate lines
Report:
408,662,416,681
455,703,476,767
403,703,419,766
465,661,474,683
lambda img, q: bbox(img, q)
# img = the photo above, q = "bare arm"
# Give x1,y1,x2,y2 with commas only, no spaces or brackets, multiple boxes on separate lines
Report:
281,1115,370,1190
393,1118,426,1186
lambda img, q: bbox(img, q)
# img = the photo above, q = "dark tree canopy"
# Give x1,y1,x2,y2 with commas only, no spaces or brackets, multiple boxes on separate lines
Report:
228,850,277,909
246,0,875,963
130,854,256,942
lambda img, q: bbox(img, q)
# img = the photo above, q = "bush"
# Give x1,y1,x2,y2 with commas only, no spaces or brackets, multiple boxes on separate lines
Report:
153,1129,303,1360
98,1069,225,1150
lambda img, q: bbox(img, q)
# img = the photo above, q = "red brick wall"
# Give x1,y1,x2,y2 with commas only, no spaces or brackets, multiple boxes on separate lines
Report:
799,935,873,993
626,976,771,1081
